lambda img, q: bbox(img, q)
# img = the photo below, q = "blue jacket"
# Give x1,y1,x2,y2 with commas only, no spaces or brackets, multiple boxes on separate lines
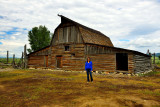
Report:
85,61,92,71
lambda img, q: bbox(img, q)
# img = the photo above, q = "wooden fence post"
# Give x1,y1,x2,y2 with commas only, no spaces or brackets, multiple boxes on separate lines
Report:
7,51,9,64
153,53,155,64
12,54,15,68
21,52,23,68
150,54,152,68
24,45,27,69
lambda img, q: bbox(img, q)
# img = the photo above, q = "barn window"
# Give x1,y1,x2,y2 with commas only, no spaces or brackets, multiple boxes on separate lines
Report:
116,53,128,71
65,45,70,51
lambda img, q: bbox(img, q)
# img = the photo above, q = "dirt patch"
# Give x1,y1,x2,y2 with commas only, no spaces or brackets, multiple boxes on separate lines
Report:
0,68,14,72
117,95,160,107
0,84,5,91
72,95,160,107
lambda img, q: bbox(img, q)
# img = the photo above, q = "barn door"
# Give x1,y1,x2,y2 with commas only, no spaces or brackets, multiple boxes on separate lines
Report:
56,56,62,68
45,55,48,67
44,55,48,67
116,53,128,71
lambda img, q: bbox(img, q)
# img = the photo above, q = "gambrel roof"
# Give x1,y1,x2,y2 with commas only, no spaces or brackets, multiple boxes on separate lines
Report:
28,15,150,57
58,15,114,47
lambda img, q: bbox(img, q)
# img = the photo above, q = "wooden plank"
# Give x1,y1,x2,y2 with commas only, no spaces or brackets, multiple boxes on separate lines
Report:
71,26,75,42
59,28,63,43
68,27,71,43
64,27,67,43
74,27,77,43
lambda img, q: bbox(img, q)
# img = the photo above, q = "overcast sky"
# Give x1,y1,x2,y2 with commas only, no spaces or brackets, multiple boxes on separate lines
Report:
0,0,160,57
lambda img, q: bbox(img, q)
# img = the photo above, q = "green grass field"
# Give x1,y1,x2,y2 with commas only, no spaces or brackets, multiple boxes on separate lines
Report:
0,69,160,107
0,58,20,64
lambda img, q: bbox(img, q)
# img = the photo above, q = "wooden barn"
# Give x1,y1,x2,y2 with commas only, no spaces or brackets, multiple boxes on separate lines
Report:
27,15,152,74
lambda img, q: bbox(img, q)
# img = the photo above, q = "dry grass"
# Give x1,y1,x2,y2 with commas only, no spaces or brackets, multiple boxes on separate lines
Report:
0,69,160,107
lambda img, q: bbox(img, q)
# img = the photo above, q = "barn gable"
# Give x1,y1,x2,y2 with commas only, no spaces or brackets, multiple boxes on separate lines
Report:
51,15,113,47
51,16,83,45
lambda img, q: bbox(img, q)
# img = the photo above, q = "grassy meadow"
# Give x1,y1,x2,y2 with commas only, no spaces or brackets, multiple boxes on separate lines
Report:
0,69,160,107
0,58,20,64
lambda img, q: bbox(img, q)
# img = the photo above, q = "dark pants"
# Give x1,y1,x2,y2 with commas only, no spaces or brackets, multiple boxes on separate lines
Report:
86,69,93,82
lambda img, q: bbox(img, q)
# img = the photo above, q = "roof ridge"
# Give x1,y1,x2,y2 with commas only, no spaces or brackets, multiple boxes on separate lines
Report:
27,45,50,55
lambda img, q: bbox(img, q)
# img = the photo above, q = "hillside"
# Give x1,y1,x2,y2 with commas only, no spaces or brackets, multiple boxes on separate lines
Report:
155,53,160,57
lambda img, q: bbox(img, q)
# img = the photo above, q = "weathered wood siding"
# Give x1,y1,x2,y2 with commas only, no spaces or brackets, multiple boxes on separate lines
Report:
48,22,85,70
49,43,85,71
86,54,116,72
134,55,151,73
128,54,134,73
28,56,45,68
85,44,134,73
52,24,83,45
28,47,50,68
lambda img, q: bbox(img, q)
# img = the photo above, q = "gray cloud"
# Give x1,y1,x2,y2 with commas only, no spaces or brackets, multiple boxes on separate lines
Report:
129,25,160,36
0,0,160,57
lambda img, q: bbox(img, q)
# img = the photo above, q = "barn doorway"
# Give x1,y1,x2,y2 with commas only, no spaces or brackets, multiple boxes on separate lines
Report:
56,55,62,68
116,53,128,71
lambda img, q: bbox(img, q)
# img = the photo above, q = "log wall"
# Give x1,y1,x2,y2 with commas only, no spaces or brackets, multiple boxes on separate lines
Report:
28,56,45,68
86,53,134,73
134,54,151,73
28,47,50,68
49,43,85,71
86,54,116,72
27,43,151,74
85,44,135,73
